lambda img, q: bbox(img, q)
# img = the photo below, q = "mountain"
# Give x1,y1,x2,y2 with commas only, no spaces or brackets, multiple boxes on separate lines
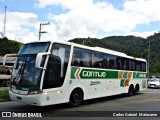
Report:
69,33,160,75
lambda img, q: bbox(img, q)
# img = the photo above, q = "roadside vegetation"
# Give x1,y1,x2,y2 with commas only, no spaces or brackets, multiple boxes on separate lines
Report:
0,89,10,102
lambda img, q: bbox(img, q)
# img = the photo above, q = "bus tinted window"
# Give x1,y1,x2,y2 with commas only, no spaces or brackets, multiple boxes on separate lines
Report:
72,48,92,67
72,47,146,72
108,55,116,69
131,60,136,71
116,57,121,70
92,52,105,68
71,48,82,66
141,62,146,72
136,61,141,71
82,49,92,67
116,57,126,70
121,58,126,70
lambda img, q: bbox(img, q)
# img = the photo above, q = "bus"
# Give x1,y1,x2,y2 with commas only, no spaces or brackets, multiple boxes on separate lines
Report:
9,41,147,106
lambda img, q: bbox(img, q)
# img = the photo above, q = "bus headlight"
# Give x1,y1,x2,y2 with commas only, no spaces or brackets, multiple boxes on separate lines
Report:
28,90,41,95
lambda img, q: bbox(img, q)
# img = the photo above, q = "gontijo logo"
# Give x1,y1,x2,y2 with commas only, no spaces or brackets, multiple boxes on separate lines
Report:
74,68,107,79
82,71,106,77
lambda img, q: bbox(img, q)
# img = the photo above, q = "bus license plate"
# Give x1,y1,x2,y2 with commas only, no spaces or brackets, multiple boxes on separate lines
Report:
17,96,22,100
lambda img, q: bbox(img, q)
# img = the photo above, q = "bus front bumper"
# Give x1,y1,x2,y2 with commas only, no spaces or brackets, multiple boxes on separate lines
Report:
9,90,43,106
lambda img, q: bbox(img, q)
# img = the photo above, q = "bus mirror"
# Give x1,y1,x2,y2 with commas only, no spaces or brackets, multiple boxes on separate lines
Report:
35,52,50,69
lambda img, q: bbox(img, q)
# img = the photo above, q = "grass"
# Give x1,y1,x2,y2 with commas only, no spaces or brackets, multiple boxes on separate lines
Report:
0,89,10,102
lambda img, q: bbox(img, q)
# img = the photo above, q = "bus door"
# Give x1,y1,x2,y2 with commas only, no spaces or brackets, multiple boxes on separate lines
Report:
41,44,70,105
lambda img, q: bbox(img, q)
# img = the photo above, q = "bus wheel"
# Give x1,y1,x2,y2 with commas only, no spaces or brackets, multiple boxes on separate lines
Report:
128,85,134,96
134,85,139,95
69,89,83,107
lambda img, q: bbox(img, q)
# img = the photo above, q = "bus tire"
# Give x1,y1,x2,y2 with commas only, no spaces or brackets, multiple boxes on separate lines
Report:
128,85,134,96
69,88,83,107
134,84,139,95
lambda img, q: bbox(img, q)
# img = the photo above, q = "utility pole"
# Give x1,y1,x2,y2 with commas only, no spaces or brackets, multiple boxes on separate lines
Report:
3,5,7,37
39,22,50,41
148,39,150,79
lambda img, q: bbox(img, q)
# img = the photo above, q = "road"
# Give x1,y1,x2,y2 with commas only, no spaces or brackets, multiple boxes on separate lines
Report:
1,88,160,119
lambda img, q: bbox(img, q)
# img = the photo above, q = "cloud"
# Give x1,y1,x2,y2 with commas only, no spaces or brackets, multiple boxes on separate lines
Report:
1,0,160,44
35,0,160,40
35,0,93,10
0,11,39,43
124,0,160,24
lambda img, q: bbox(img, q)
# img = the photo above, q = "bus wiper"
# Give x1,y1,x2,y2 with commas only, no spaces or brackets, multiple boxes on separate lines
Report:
12,60,26,85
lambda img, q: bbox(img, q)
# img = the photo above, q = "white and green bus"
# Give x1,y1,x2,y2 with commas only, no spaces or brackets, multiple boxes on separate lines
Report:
9,40,147,106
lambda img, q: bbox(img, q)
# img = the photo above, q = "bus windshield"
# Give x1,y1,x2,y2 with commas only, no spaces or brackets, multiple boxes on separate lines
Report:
11,42,50,88
11,55,42,87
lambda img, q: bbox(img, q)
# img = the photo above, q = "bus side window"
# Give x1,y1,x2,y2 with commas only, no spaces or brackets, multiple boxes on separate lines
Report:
92,52,105,68
116,57,121,70
126,59,130,70
73,59,80,66
136,61,141,71
121,58,126,70
141,62,146,72
108,55,116,69
72,48,83,67
131,60,136,71
81,49,92,67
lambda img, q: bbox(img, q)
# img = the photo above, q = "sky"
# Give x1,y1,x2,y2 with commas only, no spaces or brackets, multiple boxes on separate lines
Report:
0,0,160,43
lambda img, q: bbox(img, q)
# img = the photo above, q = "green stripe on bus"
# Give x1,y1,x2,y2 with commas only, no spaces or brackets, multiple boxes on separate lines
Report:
133,72,137,78
123,72,128,79
71,67,147,79
71,67,77,79
120,79,125,87
106,70,118,78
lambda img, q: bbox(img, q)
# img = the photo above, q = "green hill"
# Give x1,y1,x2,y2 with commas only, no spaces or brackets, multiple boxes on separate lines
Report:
69,33,160,75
